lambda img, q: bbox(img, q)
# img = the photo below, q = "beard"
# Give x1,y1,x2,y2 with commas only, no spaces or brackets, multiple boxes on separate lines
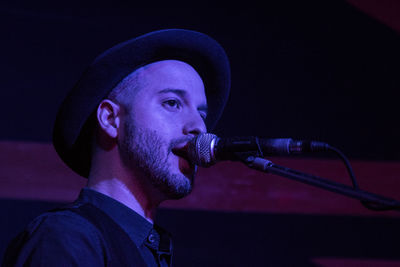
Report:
118,118,195,200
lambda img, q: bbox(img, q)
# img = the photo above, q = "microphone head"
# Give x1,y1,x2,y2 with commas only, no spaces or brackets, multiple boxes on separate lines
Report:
188,133,218,167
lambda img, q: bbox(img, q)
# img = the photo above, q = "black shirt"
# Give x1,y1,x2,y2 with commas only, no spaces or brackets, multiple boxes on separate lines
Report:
3,188,172,266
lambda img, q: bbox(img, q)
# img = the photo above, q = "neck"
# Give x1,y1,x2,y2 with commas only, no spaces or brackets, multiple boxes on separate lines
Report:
87,177,158,223
88,147,164,223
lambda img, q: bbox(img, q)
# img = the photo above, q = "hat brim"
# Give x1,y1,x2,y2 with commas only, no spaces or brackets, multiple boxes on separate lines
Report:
53,29,231,177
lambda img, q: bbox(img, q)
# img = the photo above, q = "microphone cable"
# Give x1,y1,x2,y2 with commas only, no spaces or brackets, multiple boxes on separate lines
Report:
326,145,398,211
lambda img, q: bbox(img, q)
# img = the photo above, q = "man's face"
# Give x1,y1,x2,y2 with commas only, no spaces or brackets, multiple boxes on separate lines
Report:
117,60,207,200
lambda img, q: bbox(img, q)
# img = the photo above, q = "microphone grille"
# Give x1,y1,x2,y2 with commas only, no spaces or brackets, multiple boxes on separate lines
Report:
188,133,218,167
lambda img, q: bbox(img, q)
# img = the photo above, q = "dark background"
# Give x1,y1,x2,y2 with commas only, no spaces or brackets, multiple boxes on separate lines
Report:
1,0,400,266
2,0,400,160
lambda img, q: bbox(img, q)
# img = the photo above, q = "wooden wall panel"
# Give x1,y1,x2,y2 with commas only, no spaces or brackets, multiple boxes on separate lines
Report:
1,141,399,217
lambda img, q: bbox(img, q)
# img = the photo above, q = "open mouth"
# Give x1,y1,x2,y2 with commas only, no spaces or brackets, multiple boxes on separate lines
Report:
171,144,195,174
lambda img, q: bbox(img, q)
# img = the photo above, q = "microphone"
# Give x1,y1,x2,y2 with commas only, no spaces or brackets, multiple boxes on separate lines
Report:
188,133,330,167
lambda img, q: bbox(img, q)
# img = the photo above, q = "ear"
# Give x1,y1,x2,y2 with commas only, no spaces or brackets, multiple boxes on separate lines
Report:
96,99,121,139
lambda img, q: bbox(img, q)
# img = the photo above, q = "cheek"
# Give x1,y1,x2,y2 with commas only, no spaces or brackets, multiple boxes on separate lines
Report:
131,107,178,134
129,99,183,135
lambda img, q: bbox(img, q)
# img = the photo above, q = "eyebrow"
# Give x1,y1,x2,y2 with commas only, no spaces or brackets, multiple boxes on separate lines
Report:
158,88,187,97
158,88,208,114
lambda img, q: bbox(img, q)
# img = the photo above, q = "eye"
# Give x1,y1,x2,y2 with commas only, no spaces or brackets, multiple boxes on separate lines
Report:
163,99,181,110
199,112,207,121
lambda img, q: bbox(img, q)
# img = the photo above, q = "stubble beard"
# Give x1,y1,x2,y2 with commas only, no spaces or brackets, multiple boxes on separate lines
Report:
118,119,195,200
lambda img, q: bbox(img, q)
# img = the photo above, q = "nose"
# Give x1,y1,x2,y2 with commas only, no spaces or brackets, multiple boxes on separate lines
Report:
183,111,207,136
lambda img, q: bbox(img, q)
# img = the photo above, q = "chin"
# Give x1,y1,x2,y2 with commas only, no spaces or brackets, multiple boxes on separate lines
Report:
150,156,196,200
161,172,194,200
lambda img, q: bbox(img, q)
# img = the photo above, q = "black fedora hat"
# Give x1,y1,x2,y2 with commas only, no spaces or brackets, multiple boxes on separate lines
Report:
53,29,231,178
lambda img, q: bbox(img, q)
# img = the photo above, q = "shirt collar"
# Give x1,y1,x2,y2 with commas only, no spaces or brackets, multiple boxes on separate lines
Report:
76,187,153,247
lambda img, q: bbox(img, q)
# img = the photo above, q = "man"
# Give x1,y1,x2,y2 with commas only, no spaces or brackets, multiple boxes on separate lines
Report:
2,29,230,266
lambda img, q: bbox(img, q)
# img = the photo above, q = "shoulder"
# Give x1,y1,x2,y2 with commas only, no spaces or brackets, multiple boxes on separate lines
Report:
28,208,98,234
3,208,107,266
30,208,104,242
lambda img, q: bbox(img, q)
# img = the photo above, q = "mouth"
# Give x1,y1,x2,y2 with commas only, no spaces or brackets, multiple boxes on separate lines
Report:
171,143,196,174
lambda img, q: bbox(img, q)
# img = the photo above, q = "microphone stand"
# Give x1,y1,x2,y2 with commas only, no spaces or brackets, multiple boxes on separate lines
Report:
243,156,400,210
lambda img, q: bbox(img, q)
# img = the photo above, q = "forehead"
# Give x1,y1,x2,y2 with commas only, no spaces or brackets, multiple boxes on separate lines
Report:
132,60,206,100
138,60,203,85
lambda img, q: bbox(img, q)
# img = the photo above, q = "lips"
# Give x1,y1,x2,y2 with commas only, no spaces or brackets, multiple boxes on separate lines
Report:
171,143,191,164
171,143,195,174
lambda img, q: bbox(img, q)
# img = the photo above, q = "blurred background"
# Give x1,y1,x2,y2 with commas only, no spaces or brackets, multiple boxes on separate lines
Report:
1,0,400,266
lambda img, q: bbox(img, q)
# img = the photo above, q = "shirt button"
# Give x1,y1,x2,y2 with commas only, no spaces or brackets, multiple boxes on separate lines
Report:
148,233,156,243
